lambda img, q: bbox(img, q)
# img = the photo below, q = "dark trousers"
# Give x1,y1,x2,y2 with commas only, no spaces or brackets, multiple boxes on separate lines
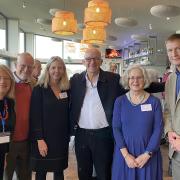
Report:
0,143,8,180
0,149,5,180
5,141,31,180
36,171,64,180
75,127,114,180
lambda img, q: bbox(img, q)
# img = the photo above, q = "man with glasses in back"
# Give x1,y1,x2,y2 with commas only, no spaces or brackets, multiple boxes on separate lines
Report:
5,52,34,180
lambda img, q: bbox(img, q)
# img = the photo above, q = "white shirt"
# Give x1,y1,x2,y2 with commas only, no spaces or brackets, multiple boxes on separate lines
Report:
78,74,109,129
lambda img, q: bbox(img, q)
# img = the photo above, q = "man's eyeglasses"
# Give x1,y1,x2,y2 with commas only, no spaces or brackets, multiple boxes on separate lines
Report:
85,57,101,62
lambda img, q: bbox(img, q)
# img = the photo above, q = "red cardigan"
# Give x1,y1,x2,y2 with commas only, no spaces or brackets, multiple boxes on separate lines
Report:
13,83,32,141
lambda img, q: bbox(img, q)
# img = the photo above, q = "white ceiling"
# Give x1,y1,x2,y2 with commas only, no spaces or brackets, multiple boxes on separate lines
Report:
0,0,180,48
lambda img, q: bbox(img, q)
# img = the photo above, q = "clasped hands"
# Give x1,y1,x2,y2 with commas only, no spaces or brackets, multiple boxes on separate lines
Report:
168,131,180,152
124,153,150,169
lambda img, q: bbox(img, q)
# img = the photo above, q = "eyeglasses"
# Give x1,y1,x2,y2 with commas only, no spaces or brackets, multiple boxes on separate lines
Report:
19,64,33,70
128,76,144,81
85,57,101,62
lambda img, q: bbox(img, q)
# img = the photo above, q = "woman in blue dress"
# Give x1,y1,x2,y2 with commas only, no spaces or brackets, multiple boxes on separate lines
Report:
112,65,163,180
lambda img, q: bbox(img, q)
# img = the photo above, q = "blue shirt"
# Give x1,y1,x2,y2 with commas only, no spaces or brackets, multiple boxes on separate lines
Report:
176,69,180,99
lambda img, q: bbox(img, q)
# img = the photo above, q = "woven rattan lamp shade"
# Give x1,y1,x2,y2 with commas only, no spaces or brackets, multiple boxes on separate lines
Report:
83,26,106,44
84,0,111,27
52,11,77,35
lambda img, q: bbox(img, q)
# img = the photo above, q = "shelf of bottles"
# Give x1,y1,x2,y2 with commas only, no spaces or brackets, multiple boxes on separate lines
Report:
122,40,155,68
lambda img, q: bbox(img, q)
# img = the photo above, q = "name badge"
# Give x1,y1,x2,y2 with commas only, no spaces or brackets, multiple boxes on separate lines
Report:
141,104,152,112
59,92,68,99
0,132,10,144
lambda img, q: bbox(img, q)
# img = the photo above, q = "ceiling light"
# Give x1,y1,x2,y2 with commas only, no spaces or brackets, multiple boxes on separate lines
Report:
115,17,138,27
150,5,180,17
84,0,112,27
52,11,77,35
36,18,51,25
22,1,26,8
83,26,106,44
49,9,61,16
166,17,170,20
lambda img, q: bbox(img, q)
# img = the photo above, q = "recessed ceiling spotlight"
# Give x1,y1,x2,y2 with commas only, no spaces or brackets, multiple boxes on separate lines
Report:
166,17,170,20
115,17,138,27
150,5,180,17
49,9,61,16
36,18,51,25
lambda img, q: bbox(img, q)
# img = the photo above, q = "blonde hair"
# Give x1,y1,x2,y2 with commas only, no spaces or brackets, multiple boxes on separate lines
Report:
38,56,69,90
121,64,150,89
0,64,15,99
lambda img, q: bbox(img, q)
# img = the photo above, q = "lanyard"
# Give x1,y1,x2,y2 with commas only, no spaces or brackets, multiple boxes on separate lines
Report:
0,99,8,133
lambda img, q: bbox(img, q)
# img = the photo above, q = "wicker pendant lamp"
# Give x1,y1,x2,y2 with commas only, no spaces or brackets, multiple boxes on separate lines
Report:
52,11,77,35
84,0,111,27
82,26,106,44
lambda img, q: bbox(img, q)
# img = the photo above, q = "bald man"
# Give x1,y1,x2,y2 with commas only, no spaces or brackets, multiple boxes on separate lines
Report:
70,48,125,180
6,53,34,180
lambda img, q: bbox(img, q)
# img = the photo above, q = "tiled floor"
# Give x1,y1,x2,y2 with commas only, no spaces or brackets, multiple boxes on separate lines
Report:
12,144,172,180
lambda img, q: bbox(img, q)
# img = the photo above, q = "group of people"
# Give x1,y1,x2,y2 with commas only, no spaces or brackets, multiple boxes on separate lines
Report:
0,33,179,180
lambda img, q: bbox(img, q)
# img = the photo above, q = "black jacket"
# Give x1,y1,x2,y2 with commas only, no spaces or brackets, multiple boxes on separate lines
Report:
70,69,125,134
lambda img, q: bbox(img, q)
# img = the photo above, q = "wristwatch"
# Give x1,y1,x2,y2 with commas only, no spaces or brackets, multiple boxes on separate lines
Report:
144,151,153,157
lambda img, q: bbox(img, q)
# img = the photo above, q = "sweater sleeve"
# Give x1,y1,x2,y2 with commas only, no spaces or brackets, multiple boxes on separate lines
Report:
112,97,126,149
145,98,163,153
30,86,43,141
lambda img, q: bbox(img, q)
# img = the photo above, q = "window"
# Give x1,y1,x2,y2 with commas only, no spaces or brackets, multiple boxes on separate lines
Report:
19,32,25,53
34,35,62,59
66,64,85,78
0,58,8,65
0,14,6,50
64,40,88,60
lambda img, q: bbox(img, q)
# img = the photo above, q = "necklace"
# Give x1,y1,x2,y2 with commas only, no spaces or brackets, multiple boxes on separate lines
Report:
128,92,146,106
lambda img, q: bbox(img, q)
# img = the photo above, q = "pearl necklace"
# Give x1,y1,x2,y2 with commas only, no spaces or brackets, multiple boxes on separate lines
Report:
128,92,146,106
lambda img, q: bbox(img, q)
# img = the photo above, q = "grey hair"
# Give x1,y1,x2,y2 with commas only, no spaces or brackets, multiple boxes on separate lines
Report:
37,56,69,90
121,64,150,89
146,68,159,83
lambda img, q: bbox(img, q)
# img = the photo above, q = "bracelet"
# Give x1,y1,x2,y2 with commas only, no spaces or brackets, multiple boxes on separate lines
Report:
144,151,153,157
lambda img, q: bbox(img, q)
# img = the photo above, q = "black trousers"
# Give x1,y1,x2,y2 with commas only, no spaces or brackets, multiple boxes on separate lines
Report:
36,171,64,180
0,143,8,180
0,149,5,180
5,141,31,180
75,127,114,180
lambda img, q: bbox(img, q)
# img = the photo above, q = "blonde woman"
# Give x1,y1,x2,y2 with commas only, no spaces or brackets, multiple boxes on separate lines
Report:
0,65,15,179
30,56,70,180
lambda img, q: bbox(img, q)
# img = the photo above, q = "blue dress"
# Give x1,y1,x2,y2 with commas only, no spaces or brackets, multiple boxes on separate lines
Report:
112,94,163,180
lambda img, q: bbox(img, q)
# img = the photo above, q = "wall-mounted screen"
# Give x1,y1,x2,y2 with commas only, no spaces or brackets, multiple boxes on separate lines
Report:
105,49,122,59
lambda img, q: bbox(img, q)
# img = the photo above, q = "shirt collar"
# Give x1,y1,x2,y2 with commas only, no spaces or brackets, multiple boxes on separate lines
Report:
85,73,99,88
13,72,30,83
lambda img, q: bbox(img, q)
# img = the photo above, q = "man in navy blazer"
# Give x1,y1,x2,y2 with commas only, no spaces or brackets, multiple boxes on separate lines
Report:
70,48,165,180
